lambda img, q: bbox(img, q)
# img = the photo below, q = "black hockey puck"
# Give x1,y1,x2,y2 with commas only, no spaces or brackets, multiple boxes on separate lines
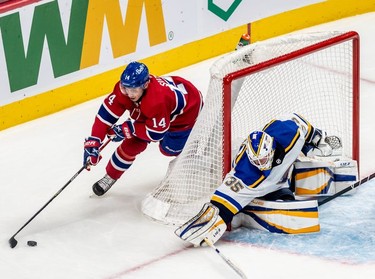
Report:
27,240,37,247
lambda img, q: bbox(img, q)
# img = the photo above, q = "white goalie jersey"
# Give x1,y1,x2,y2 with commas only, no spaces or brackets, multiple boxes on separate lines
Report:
210,113,357,233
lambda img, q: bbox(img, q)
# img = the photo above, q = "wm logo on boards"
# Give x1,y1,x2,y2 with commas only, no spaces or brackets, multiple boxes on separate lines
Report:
0,0,167,92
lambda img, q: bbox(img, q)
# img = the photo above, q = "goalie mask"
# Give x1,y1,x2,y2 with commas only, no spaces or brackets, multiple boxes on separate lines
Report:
246,131,275,171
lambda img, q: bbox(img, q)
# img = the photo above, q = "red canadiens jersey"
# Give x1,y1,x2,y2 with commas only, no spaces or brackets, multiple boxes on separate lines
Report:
91,75,204,142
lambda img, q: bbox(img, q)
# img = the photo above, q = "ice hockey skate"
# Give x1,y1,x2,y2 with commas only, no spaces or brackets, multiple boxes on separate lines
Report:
92,174,117,196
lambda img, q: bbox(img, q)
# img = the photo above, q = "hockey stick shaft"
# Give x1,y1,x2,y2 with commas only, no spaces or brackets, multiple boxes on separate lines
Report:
204,238,248,279
8,165,86,248
318,172,375,206
8,138,111,248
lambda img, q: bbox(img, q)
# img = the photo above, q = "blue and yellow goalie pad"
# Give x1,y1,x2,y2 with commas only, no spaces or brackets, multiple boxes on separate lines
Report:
231,199,320,234
293,157,358,196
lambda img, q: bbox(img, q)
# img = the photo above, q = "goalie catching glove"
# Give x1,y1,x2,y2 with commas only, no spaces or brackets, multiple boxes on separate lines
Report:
175,202,227,247
307,129,342,157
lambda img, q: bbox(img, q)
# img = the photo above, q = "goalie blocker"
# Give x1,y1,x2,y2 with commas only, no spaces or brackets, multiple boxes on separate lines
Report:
175,203,227,247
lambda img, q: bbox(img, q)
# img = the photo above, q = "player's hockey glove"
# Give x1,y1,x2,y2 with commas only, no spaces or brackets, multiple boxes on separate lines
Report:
175,203,227,247
83,136,102,169
305,129,342,157
107,120,134,142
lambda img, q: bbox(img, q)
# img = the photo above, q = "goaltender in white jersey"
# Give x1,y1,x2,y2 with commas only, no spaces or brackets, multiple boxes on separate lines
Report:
175,113,343,246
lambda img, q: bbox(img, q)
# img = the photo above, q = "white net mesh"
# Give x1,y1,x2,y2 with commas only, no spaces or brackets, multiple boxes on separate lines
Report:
141,31,359,225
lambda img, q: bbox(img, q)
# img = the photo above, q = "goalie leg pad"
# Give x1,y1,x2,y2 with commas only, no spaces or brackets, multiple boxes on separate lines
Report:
293,158,358,196
175,203,227,247
238,198,320,234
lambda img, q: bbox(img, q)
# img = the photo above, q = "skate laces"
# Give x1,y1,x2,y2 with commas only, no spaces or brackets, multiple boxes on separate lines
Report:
98,174,116,191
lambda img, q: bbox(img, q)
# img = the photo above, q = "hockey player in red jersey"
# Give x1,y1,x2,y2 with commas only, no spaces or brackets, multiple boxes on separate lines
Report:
83,61,203,196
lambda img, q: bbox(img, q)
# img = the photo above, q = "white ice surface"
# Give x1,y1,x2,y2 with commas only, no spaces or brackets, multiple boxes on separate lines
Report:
1,12,375,279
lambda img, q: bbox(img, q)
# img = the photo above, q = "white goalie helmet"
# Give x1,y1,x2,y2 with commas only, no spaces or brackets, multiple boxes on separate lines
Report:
246,131,276,171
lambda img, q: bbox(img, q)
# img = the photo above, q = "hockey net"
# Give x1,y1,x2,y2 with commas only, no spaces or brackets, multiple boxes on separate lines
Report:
141,31,360,225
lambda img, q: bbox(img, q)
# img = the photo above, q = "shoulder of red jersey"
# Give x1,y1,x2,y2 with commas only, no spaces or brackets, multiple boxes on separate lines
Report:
94,82,134,127
140,76,177,110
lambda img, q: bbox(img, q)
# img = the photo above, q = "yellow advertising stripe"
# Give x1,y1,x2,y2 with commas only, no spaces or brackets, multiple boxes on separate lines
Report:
251,0,375,42
0,66,121,131
0,25,247,131
3,0,374,131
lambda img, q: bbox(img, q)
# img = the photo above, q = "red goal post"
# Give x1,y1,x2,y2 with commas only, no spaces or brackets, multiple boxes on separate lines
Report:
141,31,360,226
222,31,360,175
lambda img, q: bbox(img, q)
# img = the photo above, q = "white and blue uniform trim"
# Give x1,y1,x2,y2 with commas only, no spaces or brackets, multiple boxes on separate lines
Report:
96,103,120,126
164,77,187,122
110,149,134,172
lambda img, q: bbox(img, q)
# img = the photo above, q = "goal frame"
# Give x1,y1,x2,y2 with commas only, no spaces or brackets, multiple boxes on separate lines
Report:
222,31,360,176
141,31,361,226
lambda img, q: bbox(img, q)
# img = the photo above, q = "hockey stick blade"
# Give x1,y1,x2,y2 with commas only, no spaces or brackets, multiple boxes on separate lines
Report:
318,172,375,206
8,237,17,249
8,138,111,248
204,238,248,279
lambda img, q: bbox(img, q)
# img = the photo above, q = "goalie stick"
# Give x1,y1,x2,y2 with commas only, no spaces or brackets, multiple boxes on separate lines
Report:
204,238,248,279
8,138,111,248
318,172,375,206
